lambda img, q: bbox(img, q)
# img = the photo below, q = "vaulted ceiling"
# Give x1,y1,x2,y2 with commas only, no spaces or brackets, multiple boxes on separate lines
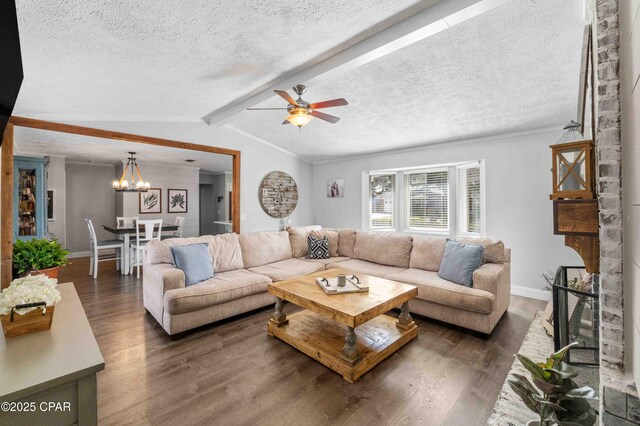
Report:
13,0,587,162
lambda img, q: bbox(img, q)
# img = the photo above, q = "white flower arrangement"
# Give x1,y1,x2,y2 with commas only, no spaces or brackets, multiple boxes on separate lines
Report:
0,275,61,316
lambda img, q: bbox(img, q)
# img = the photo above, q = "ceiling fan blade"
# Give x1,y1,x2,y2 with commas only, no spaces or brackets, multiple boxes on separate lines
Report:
310,110,340,124
246,107,289,110
282,120,290,125
274,90,298,106
309,98,348,109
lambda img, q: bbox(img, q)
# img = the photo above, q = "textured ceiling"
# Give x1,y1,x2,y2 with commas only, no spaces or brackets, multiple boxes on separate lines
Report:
14,127,233,173
13,0,434,120
13,0,587,162
230,0,587,161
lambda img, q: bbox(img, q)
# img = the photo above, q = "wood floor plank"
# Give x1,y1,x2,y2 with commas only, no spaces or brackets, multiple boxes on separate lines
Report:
57,257,545,425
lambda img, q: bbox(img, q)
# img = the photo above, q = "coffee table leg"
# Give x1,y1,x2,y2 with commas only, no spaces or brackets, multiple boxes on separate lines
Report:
397,301,416,330
340,326,362,366
269,297,289,329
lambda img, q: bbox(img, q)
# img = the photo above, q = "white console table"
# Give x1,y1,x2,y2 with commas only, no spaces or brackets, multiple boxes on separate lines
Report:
0,282,105,425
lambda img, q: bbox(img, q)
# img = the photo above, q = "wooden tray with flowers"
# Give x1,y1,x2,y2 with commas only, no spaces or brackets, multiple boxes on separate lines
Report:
0,302,54,338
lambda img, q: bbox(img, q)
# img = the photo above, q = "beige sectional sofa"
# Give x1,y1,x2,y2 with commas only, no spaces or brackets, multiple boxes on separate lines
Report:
143,228,510,336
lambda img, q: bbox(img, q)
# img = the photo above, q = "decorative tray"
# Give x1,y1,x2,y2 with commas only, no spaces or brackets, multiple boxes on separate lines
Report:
315,275,369,294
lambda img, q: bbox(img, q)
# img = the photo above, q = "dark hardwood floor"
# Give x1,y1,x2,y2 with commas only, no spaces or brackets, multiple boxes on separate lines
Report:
59,257,545,426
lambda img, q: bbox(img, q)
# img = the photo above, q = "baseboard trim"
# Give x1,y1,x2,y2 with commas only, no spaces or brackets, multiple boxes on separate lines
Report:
68,251,90,259
511,285,550,301
69,249,116,259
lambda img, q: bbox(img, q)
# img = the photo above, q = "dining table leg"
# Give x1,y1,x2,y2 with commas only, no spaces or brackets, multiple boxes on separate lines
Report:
123,233,130,275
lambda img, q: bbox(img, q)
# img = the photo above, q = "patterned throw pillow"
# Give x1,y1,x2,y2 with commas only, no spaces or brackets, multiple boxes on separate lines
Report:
307,235,330,259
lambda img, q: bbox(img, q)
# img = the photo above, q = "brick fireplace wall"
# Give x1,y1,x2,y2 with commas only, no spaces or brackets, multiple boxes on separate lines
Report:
594,0,639,424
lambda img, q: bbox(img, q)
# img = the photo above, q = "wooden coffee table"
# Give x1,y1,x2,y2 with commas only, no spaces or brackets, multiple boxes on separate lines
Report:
267,269,418,383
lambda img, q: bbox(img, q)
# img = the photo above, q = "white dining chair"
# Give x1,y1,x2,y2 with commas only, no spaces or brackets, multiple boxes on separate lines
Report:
162,216,186,240
130,219,163,279
85,219,125,279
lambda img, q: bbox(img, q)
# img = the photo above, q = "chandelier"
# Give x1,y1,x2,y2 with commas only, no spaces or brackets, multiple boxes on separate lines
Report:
112,152,150,192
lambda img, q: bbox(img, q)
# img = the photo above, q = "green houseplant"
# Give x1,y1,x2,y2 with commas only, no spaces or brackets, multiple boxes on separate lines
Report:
508,342,598,425
13,239,70,279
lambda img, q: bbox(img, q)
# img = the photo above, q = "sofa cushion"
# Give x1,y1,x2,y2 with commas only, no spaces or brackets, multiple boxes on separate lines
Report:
288,225,322,257
145,234,244,273
353,231,413,267
409,236,447,272
302,256,351,266
170,243,214,286
145,236,211,265
239,231,292,268
456,237,505,264
438,240,484,287
325,259,406,278
309,229,339,257
306,235,330,259
337,229,357,258
386,269,494,314
163,269,272,315
247,258,324,282
209,233,244,272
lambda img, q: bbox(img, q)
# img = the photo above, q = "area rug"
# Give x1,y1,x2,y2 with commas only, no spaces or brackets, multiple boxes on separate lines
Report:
487,311,554,425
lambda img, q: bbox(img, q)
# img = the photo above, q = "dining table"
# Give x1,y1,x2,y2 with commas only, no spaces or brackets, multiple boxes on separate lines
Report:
102,223,179,275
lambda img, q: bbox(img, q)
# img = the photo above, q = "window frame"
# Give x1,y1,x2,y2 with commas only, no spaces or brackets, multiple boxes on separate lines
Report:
364,161,484,237
368,172,396,230
403,167,451,235
456,161,485,237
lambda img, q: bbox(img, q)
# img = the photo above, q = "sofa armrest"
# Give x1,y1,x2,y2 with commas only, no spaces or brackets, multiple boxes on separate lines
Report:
145,263,185,292
143,263,185,324
472,262,510,297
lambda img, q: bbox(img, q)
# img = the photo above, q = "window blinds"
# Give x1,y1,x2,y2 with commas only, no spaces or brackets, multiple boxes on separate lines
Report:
407,170,448,230
370,175,394,228
458,166,481,234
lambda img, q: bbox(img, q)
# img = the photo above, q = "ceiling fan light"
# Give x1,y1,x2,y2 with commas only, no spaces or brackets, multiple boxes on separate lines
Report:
287,113,313,127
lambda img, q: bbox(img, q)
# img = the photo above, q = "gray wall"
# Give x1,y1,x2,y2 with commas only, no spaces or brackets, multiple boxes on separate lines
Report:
117,164,200,237
312,129,582,298
199,183,215,235
65,163,117,252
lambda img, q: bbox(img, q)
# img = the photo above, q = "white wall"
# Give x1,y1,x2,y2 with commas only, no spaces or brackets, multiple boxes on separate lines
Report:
65,121,314,233
117,163,200,237
620,0,640,389
312,129,582,297
45,155,66,246
65,162,117,252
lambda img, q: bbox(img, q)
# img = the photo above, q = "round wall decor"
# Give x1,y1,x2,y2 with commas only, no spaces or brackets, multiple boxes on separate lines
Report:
259,171,298,218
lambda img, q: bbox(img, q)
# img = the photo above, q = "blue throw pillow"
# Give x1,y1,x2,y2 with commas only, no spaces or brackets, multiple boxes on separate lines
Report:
170,243,214,286
438,240,484,287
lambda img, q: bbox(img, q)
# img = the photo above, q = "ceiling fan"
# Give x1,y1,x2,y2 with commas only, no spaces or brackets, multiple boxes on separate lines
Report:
247,84,348,128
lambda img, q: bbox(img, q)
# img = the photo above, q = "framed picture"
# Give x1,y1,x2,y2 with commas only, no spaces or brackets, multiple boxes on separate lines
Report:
47,189,55,221
139,188,162,214
168,189,188,213
327,179,344,198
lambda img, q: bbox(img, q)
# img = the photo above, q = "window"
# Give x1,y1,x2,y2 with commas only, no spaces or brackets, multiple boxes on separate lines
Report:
369,174,394,228
457,163,481,235
365,161,483,236
406,169,449,231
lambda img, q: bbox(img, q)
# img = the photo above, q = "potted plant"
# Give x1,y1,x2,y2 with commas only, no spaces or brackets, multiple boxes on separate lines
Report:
13,239,70,279
508,342,598,425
